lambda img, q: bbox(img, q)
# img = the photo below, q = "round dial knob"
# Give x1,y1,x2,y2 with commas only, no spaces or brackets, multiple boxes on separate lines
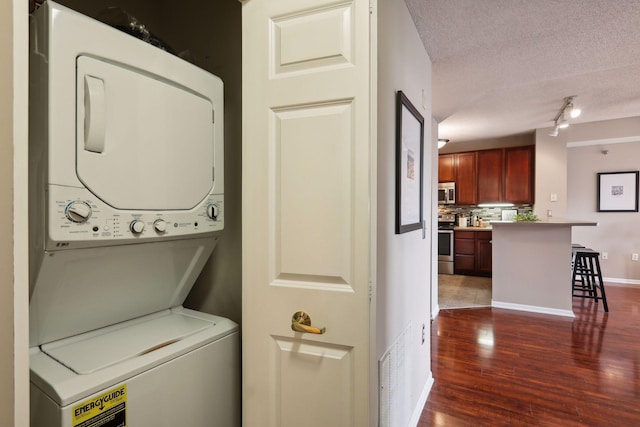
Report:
153,219,167,233
207,204,219,220
65,201,92,223
130,220,145,234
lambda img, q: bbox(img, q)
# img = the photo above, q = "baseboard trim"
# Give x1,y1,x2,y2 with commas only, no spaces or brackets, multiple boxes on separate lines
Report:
431,304,440,320
604,277,640,287
492,300,575,318
409,372,433,427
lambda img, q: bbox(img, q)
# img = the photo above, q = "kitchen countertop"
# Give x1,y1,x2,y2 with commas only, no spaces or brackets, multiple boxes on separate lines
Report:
454,226,492,231
490,219,598,227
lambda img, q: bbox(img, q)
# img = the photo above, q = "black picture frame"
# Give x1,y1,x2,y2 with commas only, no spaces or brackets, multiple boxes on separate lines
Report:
395,91,424,234
597,171,639,212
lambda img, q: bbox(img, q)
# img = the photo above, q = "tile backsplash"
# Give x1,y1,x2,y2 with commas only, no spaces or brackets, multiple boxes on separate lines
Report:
438,205,533,223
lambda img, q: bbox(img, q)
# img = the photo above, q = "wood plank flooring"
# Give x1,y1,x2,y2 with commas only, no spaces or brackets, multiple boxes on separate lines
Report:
419,284,640,426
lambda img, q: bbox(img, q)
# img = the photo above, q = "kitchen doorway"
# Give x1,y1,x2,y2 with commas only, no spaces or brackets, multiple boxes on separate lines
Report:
438,274,491,309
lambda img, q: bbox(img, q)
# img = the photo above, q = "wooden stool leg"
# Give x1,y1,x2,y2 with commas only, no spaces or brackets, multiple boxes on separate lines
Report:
593,256,609,312
585,256,597,299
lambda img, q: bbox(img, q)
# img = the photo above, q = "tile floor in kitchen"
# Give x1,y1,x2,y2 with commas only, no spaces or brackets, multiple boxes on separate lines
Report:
438,274,491,309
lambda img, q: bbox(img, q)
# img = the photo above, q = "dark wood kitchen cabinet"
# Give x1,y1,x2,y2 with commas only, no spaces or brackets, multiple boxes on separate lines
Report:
476,145,534,205
455,152,477,205
504,146,534,204
438,154,456,182
454,230,492,277
454,231,475,275
476,232,493,275
438,152,477,204
439,144,534,205
477,149,503,203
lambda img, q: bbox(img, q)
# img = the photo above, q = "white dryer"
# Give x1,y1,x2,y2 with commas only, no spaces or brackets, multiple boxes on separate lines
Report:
28,2,239,426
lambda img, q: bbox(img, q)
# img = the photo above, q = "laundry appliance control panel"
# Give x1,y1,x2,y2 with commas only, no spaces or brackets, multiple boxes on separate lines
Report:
47,185,223,249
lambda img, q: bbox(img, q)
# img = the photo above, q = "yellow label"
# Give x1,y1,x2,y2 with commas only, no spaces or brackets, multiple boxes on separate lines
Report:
72,384,127,427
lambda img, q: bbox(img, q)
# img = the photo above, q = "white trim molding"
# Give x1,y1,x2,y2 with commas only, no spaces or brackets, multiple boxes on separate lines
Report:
567,135,640,148
604,277,640,287
492,300,575,318
409,373,433,427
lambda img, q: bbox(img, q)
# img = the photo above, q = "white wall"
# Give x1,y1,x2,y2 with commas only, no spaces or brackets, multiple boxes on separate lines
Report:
431,118,439,318
568,141,640,283
534,128,568,219
378,0,433,424
4,0,29,423
0,0,15,420
534,116,640,283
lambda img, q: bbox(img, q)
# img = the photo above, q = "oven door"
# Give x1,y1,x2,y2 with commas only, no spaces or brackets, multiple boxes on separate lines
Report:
438,229,454,261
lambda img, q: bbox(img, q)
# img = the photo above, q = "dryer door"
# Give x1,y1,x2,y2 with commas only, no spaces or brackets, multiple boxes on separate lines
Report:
75,56,215,210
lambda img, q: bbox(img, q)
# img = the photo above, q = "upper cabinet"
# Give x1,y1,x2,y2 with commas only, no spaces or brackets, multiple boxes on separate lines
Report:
439,144,535,206
455,152,477,205
438,154,456,182
477,149,503,203
438,152,477,205
503,146,534,204
477,145,534,204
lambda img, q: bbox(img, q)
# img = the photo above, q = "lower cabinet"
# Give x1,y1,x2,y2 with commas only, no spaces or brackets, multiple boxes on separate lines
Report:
476,232,493,275
454,230,492,277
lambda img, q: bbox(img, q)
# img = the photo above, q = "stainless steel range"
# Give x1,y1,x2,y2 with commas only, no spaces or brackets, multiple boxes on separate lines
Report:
438,214,455,274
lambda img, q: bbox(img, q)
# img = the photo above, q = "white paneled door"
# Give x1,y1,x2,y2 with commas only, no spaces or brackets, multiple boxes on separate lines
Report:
242,0,374,426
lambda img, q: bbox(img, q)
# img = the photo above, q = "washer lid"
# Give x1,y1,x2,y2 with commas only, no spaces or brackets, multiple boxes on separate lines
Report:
40,311,214,374
75,55,215,210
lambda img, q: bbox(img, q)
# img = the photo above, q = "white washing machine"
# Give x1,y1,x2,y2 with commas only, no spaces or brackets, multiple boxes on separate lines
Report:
28,2,239,426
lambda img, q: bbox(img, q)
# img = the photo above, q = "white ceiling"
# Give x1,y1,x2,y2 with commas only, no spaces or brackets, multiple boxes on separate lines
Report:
404,0,640,144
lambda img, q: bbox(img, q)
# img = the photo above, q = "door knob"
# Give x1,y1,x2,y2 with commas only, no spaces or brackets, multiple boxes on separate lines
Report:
291,311,326,334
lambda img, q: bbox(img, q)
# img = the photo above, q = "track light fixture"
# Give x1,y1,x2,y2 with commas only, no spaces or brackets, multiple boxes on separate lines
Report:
557,114,569,129
549,96,580,137
438,138,449,149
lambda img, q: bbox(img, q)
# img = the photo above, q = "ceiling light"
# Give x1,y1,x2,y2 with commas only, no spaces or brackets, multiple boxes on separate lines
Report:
438,138,449,149
566,102,581,118
549,126,559,137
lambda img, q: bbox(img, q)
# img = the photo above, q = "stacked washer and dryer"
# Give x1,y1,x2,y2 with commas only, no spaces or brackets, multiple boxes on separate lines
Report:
29,2,239,426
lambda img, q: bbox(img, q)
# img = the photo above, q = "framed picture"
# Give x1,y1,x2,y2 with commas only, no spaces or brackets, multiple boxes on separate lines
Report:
597,171,639,212
395,91,424,234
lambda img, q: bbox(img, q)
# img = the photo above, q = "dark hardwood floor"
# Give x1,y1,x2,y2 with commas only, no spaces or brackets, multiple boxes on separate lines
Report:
419,284,640,426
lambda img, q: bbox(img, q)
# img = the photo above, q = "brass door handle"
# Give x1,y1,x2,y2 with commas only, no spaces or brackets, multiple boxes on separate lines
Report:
291,311,326,334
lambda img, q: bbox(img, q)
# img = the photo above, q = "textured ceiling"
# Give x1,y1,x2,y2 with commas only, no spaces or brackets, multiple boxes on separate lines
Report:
404,0,640,143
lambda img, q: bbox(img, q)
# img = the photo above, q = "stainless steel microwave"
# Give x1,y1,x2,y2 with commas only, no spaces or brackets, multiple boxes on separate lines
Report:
438,182,455,205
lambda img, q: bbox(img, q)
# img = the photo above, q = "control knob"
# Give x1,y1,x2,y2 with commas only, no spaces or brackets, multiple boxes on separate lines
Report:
207,204,220,220
153,219,167,233
130,220,145,234
65,201,92,223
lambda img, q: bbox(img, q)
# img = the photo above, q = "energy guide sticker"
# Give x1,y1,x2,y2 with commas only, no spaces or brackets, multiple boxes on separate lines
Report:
72,384,127,427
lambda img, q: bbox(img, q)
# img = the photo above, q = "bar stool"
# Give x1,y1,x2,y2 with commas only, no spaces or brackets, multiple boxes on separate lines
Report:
572,249,609,312
571,244,585,270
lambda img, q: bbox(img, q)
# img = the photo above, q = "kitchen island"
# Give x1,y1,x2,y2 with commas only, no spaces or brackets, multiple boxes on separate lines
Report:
491,219,598,317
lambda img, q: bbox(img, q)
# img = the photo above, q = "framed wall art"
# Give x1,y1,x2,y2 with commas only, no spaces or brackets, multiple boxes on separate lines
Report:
395,91,424,234
597,171,639,212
